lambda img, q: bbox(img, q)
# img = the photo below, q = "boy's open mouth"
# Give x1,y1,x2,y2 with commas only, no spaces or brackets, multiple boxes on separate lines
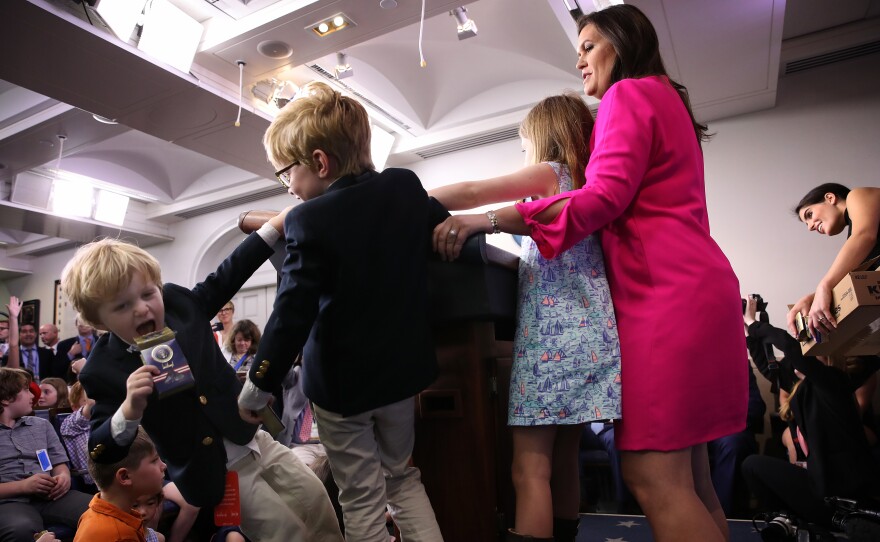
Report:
136,321,156,337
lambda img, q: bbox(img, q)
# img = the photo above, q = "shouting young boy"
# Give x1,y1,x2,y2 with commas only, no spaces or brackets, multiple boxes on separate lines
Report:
61,208,343,542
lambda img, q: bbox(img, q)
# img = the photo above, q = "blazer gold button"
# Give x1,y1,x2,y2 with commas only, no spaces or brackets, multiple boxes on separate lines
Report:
95,444,105,452
199,395,208,405
90,451,98,460
260,361,269,369
202,437,214,446
255,371,265,378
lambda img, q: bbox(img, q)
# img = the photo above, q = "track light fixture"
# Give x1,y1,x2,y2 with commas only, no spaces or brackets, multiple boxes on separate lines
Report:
335,52,353,80
451,6,477,40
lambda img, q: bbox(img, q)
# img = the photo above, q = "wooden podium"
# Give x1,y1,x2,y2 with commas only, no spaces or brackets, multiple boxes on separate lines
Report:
416,237,518,541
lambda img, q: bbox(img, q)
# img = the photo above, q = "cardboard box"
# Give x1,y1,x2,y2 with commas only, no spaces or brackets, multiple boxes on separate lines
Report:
799,271,880,356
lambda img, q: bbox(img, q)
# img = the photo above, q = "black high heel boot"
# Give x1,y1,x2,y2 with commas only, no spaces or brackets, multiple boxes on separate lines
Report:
552,517,579,542
506,528,554,541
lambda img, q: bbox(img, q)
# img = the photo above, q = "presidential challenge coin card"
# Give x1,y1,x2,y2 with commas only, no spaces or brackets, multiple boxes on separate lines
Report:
134,327,195,399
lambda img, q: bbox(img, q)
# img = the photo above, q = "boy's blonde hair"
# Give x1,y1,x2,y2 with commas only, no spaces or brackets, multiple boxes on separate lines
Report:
263,81,374,178
519,92,594,190
88,427,156,491
61,238,163,327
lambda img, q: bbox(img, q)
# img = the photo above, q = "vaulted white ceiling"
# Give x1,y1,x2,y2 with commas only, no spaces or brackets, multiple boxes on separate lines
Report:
1,0,879,279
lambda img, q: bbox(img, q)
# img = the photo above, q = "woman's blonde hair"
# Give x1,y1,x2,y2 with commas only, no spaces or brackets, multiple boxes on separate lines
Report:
778,355,865,421
61,238,163,327
519,93,594,190
263,81,374,178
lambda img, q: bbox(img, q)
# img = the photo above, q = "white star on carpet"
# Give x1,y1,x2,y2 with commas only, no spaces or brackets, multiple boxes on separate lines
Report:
617,520,640,528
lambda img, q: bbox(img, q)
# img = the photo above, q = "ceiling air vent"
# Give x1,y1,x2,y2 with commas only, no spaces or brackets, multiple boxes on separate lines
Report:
784,40,880,75
415,126,522,160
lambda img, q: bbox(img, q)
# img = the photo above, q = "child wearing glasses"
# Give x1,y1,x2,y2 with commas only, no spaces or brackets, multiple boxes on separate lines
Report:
238,81,447,542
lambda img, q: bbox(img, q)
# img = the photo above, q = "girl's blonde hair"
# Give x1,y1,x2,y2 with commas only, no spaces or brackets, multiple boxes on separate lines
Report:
519,92,594,190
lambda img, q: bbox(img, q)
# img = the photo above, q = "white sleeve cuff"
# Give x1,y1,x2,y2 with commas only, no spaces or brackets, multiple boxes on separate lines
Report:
256,222,282,246
110,408,141,446
238,376,273,411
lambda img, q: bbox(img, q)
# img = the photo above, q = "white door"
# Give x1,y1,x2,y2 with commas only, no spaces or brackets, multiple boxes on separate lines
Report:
230,285,277,332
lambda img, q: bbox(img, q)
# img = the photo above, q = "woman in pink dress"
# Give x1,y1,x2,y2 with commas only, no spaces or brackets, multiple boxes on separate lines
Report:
434,5,746,541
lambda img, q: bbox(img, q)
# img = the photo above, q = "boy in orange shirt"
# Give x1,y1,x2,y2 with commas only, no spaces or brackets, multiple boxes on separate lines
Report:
74,428,166,542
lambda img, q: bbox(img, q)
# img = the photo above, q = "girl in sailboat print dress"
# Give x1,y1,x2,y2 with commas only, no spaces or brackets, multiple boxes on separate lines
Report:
430,93,620,540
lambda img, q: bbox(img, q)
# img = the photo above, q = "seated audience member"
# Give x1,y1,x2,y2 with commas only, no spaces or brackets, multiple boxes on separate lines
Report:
224,320,261,375
37,377,70,410
0,318,8,358
741,323,880,531
60,382,97,490
39,324,61,355
75,428,166,542
3,323,60,382
0,367,92,542
60,319,100,383
132,490,167,542
1,297,20,369
213,302,235,356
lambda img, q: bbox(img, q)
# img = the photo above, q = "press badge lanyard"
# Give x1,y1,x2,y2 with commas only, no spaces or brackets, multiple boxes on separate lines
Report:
233,355,249,371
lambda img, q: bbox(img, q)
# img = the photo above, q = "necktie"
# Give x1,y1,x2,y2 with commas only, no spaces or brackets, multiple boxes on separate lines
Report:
296,403,314,444
84,337,92,356
23,348,33,372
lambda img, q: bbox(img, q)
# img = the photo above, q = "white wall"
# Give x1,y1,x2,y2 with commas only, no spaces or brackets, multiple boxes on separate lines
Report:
2,52,879,335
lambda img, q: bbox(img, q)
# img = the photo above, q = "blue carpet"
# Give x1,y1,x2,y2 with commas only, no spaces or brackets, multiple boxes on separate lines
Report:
576,513,763,541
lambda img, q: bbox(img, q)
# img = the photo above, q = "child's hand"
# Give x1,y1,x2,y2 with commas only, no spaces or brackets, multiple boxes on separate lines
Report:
34,531,61,542
122,365,160,420
20,473,55,497
238,406,263,425
47,473,70,501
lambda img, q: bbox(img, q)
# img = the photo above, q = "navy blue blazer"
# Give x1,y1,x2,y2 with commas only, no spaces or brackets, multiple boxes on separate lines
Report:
80,231,274,507
250,168,447,416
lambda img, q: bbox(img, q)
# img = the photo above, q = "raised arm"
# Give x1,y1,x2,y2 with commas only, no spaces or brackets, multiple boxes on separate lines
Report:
4,296,21,368
429,163,559,211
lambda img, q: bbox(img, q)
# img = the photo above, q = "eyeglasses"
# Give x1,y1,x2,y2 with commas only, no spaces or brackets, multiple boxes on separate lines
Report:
274,160,300,188
219,308,233,314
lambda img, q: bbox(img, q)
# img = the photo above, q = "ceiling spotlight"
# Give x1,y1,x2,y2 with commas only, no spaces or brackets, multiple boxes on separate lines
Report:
311,13,355,37
335,52,353,80
379,0,398,8
252,79,300,109
451,6,477,40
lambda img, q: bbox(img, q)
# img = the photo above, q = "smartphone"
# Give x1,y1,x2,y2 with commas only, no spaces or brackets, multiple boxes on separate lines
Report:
36,449,53,472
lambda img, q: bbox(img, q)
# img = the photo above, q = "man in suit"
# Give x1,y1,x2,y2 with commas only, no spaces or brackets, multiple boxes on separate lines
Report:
38,323,60,354
61,211,342,542
56,318,100,382
238,81,445,542
1,323,59,382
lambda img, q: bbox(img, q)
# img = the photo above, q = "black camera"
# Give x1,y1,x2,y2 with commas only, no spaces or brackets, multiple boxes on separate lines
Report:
742,293,768,314
754,512,798,541
828,497,880,542
211,321,224,332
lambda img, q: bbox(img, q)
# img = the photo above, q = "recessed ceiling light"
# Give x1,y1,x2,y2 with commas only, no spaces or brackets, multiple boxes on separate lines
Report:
310,13,355,37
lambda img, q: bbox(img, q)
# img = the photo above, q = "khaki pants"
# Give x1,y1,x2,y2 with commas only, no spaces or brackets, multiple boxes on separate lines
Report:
232,430,343,542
